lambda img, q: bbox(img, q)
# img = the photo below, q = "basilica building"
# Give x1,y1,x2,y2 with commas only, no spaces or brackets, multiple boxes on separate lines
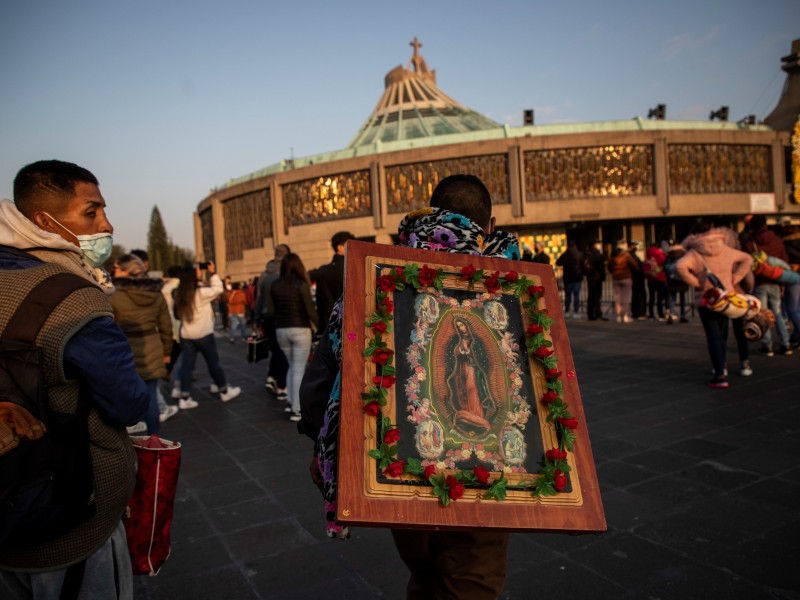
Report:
194,39,799,280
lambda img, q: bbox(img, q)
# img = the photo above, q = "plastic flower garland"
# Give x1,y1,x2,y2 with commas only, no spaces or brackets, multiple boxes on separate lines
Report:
363,263,579,506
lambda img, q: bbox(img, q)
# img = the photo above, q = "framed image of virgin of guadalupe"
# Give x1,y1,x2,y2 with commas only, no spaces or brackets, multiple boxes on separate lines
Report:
337,241,606,533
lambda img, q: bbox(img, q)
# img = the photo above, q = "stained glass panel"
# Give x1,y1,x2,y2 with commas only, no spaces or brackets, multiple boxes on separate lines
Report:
524,146,654,200
223,188,272,261
386,155,510,214
668,144,771,194
282,171,372,226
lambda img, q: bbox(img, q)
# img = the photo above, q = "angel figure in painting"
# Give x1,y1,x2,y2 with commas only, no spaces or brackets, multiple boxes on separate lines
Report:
444,317,498,437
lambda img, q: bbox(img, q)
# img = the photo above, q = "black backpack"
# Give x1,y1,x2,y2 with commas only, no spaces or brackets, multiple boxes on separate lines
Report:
0,272,97,548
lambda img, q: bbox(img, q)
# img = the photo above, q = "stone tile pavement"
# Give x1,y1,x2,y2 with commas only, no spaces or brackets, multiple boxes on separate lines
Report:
134,317,800,599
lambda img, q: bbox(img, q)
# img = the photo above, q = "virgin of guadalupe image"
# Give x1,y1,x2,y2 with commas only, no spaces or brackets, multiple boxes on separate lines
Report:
443,317,499,437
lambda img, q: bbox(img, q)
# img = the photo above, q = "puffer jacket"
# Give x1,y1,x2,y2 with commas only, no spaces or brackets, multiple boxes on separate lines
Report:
608,250,638,281
675,228,752,306
110,277,172,381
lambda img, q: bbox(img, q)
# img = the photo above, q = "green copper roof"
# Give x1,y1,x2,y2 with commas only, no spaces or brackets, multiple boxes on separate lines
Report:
216,39,773,191
346,38,500,148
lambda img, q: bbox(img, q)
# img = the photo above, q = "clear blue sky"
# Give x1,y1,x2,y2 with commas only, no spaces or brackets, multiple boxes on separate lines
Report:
1,0,797,251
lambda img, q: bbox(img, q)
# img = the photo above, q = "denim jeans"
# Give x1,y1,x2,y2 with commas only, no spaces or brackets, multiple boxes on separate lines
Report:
667,290,686,318
0,521,132,599
180,334,227,395
699,308,729,375
276,327,311,413
754,283,790,349
229,313,247,340
564,281,581,314
785,282,800,343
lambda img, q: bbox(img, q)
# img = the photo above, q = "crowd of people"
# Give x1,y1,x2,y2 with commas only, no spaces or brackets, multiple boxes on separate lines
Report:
525,216,798,389
2,159,798,598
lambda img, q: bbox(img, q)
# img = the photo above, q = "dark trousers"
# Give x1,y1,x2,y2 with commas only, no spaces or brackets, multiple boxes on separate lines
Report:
647,279,666,319
586,278,603,319
180,334,227,394
631,276,647,318
700,309,729,376
391,529,509,599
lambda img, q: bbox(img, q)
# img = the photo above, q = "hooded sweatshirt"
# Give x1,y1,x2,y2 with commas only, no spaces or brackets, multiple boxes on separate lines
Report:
675,228,752,306
0,199,114,293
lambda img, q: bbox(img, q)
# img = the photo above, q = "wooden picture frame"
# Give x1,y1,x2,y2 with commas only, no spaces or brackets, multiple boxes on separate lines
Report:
338,241,606,533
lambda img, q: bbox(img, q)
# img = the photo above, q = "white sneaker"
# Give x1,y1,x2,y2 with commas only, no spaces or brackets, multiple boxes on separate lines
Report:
171,386,182,399
210,384,220,393
179,397,199,410
220,386,241,402
289,411,302,422
159,405,180,423
126,421,147,434
740,361,753,377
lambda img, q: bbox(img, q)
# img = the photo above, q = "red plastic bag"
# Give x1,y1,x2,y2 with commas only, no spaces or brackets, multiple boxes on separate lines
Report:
124,435,181,575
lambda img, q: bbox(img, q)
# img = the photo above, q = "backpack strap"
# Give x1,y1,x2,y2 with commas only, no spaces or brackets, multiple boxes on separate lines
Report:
3,273,96,345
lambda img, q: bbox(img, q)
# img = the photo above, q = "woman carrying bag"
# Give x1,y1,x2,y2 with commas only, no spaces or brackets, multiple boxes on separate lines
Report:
676,221,753,388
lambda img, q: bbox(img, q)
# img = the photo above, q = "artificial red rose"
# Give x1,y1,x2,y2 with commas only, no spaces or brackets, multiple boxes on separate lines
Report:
370,320,388,335
380,296,394,314
545,448,567,461
534,346,554,359
373,374,396,388
383,428,401,444
473,466,491,485
363,401,381,416
527,285,545,297
526,324,543,336
418,265,438,287
377,275,396,293
383,460,406,478
557,416,579,430
460,264,477,279
445,475,465,501
423,464,437,480
545,368,561,380
541,390,558,404
371,348,393,365
553,469,567,492
504,270,518,283
394,267,406,283
484,275,500,294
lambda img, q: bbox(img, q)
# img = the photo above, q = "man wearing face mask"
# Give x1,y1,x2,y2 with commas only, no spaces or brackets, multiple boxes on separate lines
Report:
0,160,148,598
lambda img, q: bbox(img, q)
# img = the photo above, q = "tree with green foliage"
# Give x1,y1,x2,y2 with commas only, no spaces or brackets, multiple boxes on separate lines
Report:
146,205,195,272
147,206,171,272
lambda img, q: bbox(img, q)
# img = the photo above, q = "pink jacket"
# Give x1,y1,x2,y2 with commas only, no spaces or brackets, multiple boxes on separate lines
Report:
675,228,752,306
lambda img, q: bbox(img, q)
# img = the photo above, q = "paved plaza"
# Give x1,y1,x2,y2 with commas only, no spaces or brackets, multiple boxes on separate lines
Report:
134,316,800,600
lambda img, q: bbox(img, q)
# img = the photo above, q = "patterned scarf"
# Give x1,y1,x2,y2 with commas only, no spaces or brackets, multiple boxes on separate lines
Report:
316,208,519,538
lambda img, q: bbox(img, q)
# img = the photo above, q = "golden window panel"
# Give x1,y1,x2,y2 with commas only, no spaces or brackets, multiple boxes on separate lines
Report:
386,155,510,215
668,144,771,194
524,145,654,200
223,189,272,262
282,171,372,226
198,208,215,264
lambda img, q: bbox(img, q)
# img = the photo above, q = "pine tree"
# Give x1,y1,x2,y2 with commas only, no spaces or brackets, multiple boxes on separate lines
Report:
147,206,171,272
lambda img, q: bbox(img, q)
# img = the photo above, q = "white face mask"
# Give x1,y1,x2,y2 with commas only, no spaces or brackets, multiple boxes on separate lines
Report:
43,213,114,267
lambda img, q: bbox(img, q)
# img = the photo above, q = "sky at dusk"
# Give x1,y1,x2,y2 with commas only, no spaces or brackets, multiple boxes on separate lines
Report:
1,0,798,251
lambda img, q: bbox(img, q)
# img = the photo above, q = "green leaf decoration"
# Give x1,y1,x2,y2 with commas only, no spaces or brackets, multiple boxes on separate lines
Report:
486,475,509,501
